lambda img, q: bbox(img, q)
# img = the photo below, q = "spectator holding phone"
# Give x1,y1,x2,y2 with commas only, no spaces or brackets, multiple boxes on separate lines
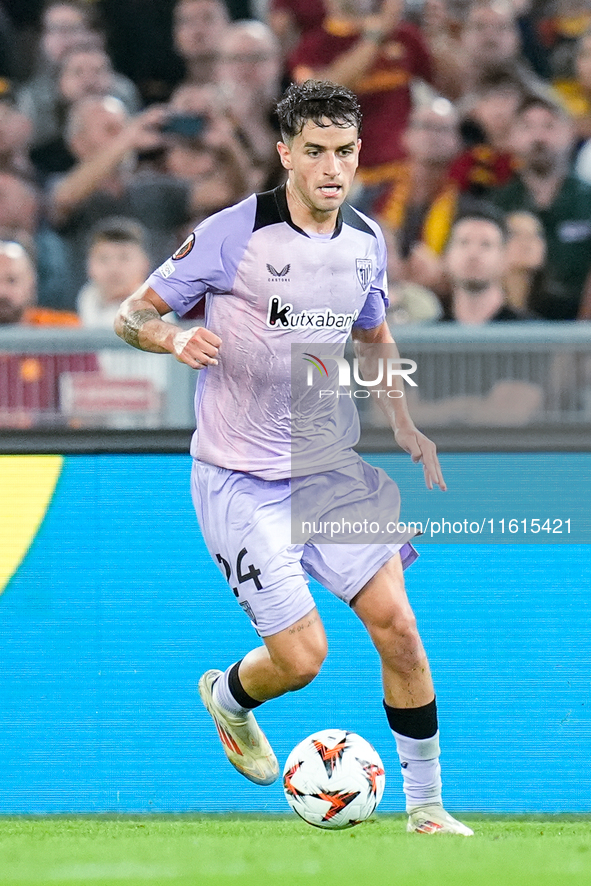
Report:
30,41,141,177
167,82,260,206
47,96,195,303
18,2,138,150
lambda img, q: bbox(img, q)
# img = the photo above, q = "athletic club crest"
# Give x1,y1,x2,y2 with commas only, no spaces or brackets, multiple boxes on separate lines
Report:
356,259,372,290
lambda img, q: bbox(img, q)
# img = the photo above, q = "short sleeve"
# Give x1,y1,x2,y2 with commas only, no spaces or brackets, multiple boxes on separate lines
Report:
353,229,389,330
147,195,257,317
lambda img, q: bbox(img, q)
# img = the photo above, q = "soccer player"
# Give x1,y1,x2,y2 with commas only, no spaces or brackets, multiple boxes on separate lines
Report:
114,80,473,836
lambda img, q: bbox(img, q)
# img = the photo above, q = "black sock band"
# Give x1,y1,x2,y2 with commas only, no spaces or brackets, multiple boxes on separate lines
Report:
228,660,263,710
383,697,438,740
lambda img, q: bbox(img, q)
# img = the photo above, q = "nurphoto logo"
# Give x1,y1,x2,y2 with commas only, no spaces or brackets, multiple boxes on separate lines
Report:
303,353,418,395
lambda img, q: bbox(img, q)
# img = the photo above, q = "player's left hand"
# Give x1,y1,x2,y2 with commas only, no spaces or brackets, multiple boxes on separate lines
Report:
394,424,447,491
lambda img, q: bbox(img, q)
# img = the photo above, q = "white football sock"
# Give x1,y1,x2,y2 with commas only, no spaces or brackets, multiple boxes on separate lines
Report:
212,665,250,717
392,730,442,811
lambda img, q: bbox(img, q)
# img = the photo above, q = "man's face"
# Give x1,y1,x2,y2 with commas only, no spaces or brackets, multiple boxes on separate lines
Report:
472,86,522,146
59,49,113,103
72,100,127,158
88,241,150,303
277,119,360,218
218,31,280,105
404,105,459,165
463,3,519,67
42,3,91,64
0,248,36,324
174,0,228,60
445,219,506,292
511,106,573,175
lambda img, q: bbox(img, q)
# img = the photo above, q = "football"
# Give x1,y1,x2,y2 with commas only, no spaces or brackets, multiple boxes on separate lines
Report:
282,729,385,830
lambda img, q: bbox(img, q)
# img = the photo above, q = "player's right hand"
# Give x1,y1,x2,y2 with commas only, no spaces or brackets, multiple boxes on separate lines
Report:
172,326,222,369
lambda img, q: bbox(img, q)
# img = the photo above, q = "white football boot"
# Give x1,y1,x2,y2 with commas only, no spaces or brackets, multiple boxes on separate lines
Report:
198,669,279,786
407,804,474,835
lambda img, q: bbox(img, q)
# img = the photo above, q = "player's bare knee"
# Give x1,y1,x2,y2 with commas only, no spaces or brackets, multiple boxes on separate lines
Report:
367,605,418,642
279,647,326,691
370,610,424,672
392,610,419,643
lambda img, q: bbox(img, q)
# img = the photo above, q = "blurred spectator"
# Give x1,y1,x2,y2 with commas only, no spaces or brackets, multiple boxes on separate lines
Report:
0,170,72,311
58,43,140,112
441,210,528,322
97,0,183,103
407,0,463,98
77,216,171,399
166,83,259,218
77,217,151,328
382,224,442,326
539,0,591,84
18,13,142,174
0,239,97,426
217,20,283,180
512,0,552,81
374,98,462,295
173,0,230,86
404,210,543,426
17,1,100,146
30,41,142,177
0,82,35,177
503,210,548,315
446,0,540,100
450,70,529,197
268,0,326,61
289,0,453,209
491,93,591,320
48,96,195,302
0,239,46,324
554,25,591,139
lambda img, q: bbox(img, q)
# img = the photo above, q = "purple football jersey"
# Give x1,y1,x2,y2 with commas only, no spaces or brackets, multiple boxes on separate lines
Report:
148,185,388,479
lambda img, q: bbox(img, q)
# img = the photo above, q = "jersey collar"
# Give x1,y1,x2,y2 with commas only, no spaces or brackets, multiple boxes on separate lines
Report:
274,183,343,239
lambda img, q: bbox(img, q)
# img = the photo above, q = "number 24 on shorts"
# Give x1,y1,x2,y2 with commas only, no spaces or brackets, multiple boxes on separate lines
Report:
216,548,263,597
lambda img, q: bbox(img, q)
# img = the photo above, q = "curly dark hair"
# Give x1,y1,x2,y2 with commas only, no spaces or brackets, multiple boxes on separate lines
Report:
275,80,362,143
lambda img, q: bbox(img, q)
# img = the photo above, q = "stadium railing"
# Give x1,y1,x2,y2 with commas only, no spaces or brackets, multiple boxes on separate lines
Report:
0,323,590,452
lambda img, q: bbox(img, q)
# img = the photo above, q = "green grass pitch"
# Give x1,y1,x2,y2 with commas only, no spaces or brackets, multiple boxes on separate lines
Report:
1,815,590,886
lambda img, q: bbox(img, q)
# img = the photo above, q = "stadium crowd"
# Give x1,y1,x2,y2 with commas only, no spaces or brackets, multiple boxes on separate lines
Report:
1,0,591,420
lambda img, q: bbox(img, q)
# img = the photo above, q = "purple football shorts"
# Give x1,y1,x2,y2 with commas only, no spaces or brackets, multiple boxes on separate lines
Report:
191,457,418,637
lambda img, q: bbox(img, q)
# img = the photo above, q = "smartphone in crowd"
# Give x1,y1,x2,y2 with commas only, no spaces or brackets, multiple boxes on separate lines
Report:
160,114,209,139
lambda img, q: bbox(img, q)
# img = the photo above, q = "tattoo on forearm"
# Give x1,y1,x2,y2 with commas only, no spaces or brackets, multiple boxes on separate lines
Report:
121,309,159,350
